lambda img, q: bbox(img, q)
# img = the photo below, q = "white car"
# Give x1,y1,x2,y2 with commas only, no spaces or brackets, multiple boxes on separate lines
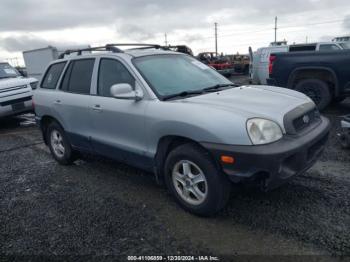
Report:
0,62,38,118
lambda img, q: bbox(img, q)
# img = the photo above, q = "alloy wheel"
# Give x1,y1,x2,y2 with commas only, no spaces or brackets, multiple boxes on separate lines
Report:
172,160,208,206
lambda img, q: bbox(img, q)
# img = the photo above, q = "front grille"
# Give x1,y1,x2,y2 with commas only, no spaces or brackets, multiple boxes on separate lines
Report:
0,85,28,94
0,96,32,107
293,109,320,132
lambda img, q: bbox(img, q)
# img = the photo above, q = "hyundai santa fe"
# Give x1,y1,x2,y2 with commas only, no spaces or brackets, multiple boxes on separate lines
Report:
34,44,330,216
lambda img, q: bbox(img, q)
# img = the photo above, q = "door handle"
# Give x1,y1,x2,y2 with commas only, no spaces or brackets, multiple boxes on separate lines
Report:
54,100,61,104
92,104,102,112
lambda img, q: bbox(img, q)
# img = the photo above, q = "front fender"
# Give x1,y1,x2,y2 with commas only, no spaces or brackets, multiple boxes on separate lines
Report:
145,102,252,157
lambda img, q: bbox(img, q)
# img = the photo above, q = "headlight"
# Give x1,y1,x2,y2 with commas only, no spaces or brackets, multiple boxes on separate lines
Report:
30,81,38,90
247,118,283,145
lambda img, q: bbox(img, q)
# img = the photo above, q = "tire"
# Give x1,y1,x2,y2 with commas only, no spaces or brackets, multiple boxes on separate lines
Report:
46,121,76,165
164,143,231,216
294,79,331,110
340,133,350,149
333,97,347,104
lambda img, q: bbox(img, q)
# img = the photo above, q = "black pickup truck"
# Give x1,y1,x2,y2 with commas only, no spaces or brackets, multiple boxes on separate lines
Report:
267,50,350,110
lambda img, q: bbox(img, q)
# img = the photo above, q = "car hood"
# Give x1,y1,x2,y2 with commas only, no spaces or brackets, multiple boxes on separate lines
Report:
0,77,37,90
176,85,313,132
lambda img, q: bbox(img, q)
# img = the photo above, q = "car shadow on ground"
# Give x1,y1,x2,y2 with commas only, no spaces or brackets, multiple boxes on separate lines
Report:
0,114,36,132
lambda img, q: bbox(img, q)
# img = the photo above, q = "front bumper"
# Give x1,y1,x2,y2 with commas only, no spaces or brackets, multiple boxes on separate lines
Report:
0,97,33,118
201,116,331,191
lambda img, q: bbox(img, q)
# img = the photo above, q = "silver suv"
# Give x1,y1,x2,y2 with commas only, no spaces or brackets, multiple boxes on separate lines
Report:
34,44,330,216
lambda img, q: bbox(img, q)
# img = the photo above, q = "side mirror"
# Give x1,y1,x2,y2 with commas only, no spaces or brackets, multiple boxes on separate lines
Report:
110,83,143,101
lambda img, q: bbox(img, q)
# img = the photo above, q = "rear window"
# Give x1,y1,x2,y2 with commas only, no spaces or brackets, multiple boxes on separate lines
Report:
60,59,95,94
289,45,316,52
41,62,66,89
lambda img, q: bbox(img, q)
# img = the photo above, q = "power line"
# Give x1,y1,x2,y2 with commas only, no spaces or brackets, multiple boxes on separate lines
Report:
194,17,350,41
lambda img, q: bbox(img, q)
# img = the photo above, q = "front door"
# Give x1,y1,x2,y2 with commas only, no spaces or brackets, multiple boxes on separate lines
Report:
90,58,150,169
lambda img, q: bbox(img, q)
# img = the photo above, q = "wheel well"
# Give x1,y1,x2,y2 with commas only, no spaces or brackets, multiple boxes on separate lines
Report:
288,69,338,96
40,116,61,144
154,136,216,183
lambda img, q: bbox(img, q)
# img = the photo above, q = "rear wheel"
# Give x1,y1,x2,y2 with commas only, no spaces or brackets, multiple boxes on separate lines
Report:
46,122,76,165
294,79,331,110
164,144,231,216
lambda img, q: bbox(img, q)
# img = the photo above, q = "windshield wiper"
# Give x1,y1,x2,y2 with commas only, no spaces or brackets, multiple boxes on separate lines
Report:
162,90,204,101
203,83,238,92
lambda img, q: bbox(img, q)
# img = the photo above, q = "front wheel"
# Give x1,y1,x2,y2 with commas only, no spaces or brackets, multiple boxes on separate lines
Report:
164,144,231,216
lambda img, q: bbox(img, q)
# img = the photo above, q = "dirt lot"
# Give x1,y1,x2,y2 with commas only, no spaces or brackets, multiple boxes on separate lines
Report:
0,75,349,260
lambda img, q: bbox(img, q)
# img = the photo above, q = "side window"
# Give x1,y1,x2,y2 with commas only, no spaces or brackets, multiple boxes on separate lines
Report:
60,62,73,92
41,62,66,89
60,59,95,94
98,59,135,97
319,44,341,51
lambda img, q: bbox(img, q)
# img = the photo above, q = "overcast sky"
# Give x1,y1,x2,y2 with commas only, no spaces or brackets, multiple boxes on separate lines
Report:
1,0,349,65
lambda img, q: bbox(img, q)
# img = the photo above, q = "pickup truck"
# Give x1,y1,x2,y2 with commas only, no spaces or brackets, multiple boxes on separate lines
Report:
267,50,350,110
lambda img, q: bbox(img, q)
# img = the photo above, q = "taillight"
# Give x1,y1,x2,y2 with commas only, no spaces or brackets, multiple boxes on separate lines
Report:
269,55,276,75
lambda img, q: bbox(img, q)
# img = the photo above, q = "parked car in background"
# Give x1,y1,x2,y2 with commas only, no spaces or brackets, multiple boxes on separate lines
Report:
23,45,90,81
332,35,350,50
267,50,350,110
197,52,234,77
226,54,250,75
163,45,194,56
0,62,38,118
332,35,350,42
289,42,347,52
34,44,330,216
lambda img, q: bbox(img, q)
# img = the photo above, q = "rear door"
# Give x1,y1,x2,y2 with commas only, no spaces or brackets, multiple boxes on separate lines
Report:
54,58,95,151
89,58,150,168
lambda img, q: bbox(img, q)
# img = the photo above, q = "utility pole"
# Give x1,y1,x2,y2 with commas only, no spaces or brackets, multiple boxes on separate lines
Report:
274,16,278,43
164,33,168,46
214,22,218,55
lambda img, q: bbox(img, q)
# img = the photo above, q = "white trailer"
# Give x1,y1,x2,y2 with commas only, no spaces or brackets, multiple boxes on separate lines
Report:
23,45,90,81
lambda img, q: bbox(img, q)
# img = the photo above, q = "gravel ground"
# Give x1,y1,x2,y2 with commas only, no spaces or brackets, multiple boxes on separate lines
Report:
0,77,349,260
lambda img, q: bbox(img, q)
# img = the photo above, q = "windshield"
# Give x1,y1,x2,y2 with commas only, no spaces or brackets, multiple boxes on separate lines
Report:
339,42,350,49
0,63,20,79
133,54,232,98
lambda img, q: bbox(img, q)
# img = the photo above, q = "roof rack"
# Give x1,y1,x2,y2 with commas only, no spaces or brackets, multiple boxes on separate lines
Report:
58,43,161,59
